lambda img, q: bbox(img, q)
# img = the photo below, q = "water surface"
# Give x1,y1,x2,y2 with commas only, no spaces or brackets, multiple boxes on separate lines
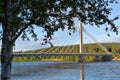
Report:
1,61,120,80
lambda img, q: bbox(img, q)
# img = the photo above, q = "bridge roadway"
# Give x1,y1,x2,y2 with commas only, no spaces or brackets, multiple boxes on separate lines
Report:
11,53,112,57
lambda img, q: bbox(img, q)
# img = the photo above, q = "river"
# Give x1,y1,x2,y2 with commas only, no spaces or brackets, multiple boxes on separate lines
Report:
0,61,120,80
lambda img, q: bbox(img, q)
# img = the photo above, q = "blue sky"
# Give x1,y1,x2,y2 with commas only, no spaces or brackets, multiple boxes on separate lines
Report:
1,1,120,51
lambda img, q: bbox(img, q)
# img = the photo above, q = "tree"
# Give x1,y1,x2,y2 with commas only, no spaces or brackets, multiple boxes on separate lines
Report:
48,41,54,48
0,0,119,80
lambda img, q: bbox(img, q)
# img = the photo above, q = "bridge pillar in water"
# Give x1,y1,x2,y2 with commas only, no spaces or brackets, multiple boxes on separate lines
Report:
94,56,101,62
101,55,112,61
78,56,84,63
78,56,84,80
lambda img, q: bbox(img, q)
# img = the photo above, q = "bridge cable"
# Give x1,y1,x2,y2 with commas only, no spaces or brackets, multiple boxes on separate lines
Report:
64,46,71,53
82,27,111,54
69,45,76,53
40,37,67,53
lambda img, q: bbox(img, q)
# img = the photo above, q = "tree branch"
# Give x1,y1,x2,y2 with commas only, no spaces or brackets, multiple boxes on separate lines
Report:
12,23,32,43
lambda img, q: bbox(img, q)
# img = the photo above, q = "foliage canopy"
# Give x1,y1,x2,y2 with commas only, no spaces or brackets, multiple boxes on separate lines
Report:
0,0,119,43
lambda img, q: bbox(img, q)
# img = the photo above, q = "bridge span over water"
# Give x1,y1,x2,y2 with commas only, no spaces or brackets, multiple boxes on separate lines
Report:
12,53,112,57
8,22,112,61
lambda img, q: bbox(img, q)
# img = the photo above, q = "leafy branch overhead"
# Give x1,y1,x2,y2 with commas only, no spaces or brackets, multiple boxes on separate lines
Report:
0,0,119,43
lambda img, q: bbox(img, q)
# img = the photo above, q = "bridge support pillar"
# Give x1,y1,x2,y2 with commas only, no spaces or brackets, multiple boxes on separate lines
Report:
101,55,112,61
94,56,101,62
78,56,84,63
78,56,84,80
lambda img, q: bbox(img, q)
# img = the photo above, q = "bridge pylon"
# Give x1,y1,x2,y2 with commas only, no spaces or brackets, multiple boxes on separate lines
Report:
78,22,84,80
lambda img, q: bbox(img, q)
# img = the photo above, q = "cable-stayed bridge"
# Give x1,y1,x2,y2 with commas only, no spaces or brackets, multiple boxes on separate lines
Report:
9,22,113,62
0,22,112,80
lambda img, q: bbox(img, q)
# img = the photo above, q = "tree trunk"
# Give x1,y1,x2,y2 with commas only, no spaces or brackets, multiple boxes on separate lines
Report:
1,41,13,80
1,0,13,80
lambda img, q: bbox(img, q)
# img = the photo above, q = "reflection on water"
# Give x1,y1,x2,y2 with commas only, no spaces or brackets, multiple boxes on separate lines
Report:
47,62,80,69
0,61,120,80
10,62,80,80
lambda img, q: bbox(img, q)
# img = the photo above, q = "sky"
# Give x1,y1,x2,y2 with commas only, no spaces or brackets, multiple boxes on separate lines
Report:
1,1,120,51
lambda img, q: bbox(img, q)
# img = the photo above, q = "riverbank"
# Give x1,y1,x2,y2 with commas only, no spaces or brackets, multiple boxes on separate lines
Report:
10,55,120,62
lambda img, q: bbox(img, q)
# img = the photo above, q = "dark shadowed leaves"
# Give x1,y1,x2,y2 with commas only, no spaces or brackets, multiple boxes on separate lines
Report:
0,0,119,43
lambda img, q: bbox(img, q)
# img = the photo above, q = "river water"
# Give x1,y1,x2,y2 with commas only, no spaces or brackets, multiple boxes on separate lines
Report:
0,61,120,80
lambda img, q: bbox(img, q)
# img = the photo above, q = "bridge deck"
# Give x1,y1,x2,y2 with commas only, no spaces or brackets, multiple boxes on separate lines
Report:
11,53,112,57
